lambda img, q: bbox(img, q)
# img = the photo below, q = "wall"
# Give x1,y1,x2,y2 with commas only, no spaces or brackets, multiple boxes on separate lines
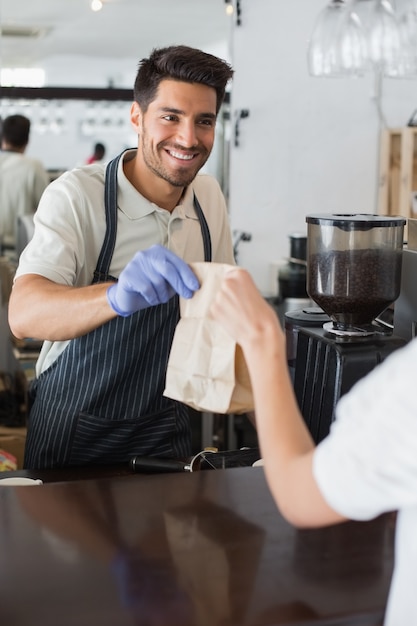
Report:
0,55,139,170
0,97,137,171
228,0,417,296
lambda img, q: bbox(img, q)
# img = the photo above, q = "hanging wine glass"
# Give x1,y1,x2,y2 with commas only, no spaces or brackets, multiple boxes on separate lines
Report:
398,0,417,76
367,0,407,77
339,9,370,74
308,0,368,77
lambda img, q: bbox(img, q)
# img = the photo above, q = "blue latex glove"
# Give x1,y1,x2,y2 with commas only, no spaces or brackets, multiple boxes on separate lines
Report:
107,245,200,317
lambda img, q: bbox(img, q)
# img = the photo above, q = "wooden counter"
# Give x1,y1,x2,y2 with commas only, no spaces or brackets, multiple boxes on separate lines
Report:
0,466,394,625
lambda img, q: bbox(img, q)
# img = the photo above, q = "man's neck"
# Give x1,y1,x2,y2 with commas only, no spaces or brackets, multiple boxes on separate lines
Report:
123,153,185,213
1,142,25,154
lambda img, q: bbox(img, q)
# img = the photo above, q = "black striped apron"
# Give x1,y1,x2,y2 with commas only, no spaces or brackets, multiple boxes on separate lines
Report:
24,151,212,469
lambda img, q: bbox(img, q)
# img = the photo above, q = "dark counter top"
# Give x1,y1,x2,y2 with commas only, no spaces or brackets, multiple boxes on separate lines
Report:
0,462,133,483
0,465,394,625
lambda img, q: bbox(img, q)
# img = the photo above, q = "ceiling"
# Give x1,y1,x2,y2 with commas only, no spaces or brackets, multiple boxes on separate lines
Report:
0,0,231,70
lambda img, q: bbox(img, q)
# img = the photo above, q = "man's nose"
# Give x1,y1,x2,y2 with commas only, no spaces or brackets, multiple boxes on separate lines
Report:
176,121,198,147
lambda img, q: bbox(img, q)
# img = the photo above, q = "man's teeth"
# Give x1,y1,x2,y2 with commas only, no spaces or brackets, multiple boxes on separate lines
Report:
169,150,194,160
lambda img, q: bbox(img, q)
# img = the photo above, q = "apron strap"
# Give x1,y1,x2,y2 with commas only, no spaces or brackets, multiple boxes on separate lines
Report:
93,150,125,283
193,192,212,262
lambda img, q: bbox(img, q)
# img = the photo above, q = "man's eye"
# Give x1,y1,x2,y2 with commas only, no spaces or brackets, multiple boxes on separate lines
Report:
199,119,214,127
163,115,178,122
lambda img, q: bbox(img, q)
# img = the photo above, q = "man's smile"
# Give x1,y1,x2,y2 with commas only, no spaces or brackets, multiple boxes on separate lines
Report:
165,148,198,161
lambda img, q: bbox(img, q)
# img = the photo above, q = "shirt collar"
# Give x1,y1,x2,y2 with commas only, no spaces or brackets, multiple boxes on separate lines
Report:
117,149,198,220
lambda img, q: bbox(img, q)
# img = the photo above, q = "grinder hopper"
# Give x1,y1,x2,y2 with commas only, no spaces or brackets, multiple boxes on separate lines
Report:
306,213,405,336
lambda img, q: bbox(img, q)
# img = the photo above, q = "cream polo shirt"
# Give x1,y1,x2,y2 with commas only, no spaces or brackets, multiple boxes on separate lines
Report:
0,151,49,247
313,337,417,626
15,149,235,374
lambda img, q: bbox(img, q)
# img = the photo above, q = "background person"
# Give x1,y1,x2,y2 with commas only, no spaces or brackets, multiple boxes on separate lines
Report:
86,141,106,164
210,267,417,626
8,45,235,470
0,114,49,252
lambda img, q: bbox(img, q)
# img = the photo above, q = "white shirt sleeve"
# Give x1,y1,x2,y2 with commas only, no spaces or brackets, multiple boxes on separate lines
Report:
313,337,417,520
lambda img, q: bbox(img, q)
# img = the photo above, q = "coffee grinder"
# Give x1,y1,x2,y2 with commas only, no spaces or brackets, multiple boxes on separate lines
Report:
290,213,407,443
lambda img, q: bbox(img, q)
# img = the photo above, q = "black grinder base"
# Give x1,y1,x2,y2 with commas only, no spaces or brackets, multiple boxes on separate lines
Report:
293,326,406,444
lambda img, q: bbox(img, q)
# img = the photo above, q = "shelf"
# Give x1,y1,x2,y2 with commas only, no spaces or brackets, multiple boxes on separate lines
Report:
378,126,417,224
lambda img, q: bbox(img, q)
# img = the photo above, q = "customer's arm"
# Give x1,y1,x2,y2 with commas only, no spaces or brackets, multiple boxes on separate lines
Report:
210,268,346,528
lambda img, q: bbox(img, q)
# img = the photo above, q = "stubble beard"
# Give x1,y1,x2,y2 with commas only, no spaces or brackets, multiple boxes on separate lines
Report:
140,128,210,188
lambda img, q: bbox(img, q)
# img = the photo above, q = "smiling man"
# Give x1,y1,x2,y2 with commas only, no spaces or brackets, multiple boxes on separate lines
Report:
8,45,235,469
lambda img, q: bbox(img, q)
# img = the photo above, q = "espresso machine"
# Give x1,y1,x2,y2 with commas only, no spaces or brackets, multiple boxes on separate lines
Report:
275,232,311,325
288,213,407,444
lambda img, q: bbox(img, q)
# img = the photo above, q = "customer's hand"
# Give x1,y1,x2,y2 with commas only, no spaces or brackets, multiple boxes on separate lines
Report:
107,245,200,317
210,268,283,348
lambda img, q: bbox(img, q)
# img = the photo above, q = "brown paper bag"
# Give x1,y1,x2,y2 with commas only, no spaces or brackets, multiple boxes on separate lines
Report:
163,262,254,414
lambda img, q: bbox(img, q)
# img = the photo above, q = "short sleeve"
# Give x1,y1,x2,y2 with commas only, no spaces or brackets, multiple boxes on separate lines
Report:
313,338,417,520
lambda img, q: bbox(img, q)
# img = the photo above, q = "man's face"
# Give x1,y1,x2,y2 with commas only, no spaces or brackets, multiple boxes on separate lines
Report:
131,79,217,187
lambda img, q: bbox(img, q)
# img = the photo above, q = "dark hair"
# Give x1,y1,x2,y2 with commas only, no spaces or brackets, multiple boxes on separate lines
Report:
133,45,234,115
1,114,31,149
94,142,106,157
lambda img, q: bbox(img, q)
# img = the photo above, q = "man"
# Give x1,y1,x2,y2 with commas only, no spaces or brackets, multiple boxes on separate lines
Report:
8,45,235,469
211,267,417,626
0,114,49,252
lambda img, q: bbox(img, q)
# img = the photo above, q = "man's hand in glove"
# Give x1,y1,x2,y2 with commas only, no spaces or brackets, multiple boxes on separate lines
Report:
107,245,200,317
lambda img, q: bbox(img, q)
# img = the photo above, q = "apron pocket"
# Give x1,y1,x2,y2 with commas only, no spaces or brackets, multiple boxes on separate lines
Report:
68,408,177,465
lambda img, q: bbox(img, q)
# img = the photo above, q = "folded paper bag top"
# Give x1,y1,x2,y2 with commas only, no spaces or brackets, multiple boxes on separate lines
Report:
163,262,254,414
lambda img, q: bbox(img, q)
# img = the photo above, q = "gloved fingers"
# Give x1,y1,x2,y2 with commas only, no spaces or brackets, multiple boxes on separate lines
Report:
107,245,201,317
144,246,200,299
131,263,175,305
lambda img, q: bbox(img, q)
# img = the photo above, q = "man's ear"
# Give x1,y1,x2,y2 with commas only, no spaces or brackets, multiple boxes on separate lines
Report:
130,102,142,133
